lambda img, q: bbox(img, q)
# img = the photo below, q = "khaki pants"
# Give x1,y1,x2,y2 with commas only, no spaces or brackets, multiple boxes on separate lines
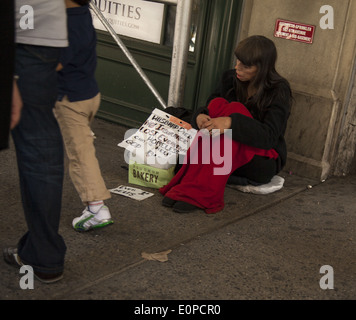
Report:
54,93,111,204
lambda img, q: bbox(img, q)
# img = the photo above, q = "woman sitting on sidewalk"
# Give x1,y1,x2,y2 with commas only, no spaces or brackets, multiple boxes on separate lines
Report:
160,35,293,214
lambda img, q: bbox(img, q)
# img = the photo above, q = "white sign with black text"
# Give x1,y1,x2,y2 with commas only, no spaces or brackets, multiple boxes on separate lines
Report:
110,185,154,201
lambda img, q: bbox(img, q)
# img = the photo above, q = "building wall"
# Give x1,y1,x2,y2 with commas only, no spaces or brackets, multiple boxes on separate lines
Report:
334,60,356,176
238,0,356,180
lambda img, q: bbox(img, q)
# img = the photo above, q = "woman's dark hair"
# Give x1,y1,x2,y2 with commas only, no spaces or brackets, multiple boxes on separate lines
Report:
233,35,292,119
73,0,91,5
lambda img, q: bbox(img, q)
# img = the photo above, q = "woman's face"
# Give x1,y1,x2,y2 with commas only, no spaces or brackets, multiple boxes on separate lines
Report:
235,59,258,82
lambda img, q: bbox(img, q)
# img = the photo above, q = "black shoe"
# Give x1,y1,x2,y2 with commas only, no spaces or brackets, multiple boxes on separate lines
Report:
3,247,22,267
3,247,63,284
32,270,63,284
173,201,198,213
162,196,176,207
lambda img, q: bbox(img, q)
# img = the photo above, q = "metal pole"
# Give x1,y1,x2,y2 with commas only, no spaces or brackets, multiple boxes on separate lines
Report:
90,1,167,109
167,0,194,108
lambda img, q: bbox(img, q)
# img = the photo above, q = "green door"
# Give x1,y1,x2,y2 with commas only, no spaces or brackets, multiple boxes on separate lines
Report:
95,0,243,128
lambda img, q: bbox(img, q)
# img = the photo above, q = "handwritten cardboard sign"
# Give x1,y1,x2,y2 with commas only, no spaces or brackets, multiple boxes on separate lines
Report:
118,108,197,170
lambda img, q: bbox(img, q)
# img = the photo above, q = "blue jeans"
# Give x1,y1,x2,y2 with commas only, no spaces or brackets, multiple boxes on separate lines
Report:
11,44,66,274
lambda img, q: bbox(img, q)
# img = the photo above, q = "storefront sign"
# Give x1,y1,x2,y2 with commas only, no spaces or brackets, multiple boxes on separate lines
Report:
274,19,315,44
91,0,165,44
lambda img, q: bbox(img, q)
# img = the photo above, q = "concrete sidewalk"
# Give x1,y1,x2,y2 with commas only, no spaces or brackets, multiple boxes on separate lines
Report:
0,118,355,301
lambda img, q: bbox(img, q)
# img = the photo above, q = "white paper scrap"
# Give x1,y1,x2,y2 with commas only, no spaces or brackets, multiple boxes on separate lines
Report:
110,185,154,201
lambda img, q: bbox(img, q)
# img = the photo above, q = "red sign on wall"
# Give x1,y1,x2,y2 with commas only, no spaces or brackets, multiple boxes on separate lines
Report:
274,19,316,44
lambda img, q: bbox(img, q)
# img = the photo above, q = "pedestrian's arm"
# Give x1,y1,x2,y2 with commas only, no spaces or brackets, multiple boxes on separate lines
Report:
56,63,63,71
10,79,22,129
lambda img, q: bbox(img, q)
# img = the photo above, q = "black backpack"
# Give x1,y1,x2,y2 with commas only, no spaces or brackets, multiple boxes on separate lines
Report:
164,106,193,124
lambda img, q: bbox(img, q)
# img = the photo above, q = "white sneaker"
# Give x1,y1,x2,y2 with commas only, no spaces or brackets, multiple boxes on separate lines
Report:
72,205,113,231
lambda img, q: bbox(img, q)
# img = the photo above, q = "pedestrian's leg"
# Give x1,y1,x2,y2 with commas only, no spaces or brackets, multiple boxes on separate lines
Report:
54,94,112,231
54,95,110,203
11,44,66,274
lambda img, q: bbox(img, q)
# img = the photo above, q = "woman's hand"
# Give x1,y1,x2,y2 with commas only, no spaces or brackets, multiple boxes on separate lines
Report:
196,114,211,129
199,116,232,135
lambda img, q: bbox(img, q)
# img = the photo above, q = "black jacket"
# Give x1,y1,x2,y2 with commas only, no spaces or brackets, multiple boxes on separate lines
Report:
191,69,292,171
